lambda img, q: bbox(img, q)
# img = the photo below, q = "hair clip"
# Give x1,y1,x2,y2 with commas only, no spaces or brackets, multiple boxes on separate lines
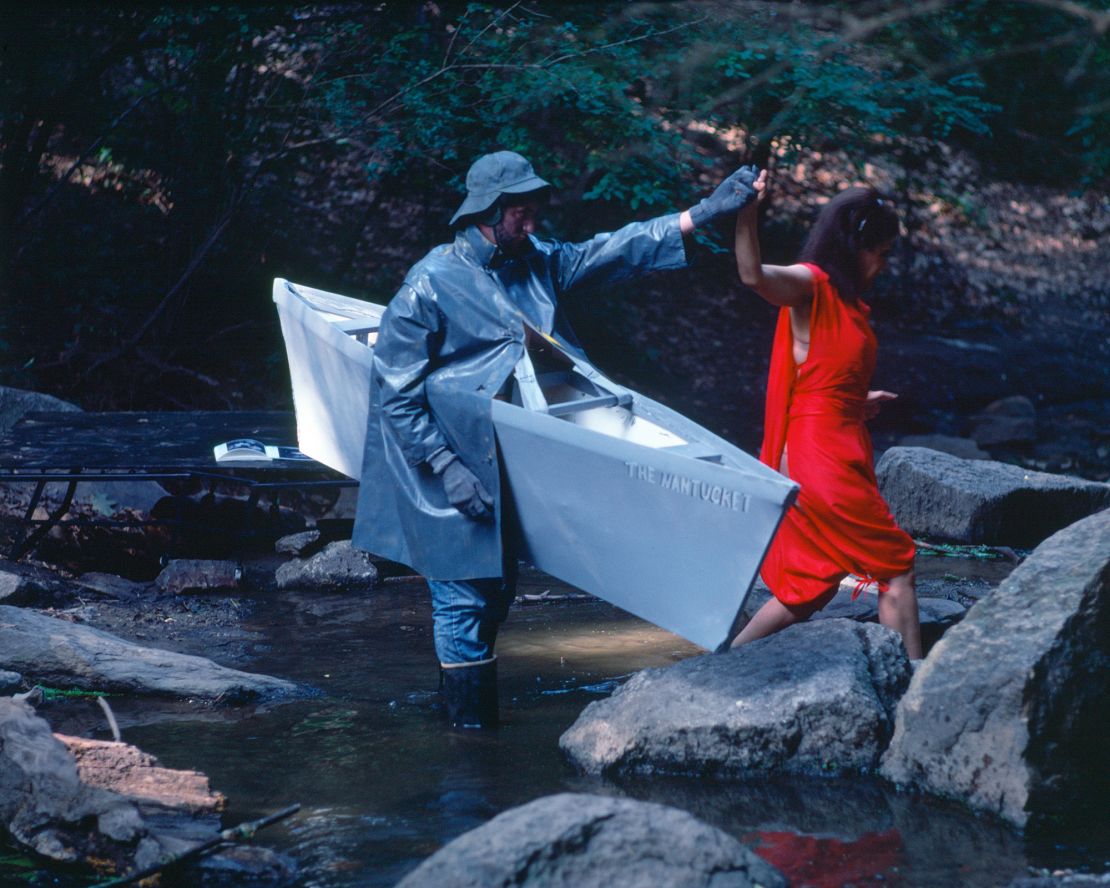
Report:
859,197,887,232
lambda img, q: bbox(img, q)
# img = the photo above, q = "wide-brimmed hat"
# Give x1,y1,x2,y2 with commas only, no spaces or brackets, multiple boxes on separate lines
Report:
450,151,551,225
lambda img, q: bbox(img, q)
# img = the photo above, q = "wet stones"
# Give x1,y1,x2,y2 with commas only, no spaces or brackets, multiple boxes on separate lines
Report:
0,559,84,608
0,697,129,864
394,792,786,888
560,621,910,778
880,509,1110,829
155,558,242,596
0,697,293,882
275,540,379,592
0,384,81,435
876,446,1110,546
0,605,300,701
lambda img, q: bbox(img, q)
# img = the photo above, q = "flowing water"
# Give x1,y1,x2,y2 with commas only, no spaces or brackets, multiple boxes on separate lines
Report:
5,556,1106,887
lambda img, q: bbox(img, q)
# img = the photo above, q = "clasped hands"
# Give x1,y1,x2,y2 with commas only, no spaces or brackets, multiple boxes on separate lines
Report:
689,164,761,228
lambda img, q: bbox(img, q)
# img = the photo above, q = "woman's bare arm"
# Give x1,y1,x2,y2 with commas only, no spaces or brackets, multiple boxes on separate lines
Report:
734,170,813,307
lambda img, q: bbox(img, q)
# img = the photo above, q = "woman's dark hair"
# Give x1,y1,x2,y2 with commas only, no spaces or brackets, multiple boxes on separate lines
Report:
797,186,899,301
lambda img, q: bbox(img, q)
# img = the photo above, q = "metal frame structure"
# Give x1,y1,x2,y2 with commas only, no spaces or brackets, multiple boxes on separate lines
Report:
0,411,355,559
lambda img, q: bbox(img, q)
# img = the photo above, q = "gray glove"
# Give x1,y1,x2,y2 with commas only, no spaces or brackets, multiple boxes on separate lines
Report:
430,450,494,519
688,165,760,227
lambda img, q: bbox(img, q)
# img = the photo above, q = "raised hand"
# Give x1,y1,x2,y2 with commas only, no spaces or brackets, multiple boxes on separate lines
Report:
689,165,761,227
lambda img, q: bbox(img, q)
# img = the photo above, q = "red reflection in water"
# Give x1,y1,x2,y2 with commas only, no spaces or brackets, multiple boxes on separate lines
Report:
748,828,905,887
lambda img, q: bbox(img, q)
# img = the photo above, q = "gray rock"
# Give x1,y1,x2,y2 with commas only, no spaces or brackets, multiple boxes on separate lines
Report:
0,697,123,862
880,509,1109,829
0,697,281,880
274,529,323,557
0,571,20,602
0,671,21,691
970,395,1037,447
898,434,989,460
560,620,910,778
0,605,299,701
0,385,80,436
74,572,152,600
394,792,786,888
876,446,1110,546
0,561,79,607
275,540,379,591
155,559,242,596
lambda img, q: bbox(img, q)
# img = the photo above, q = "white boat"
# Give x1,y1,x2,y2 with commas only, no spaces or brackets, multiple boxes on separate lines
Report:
273,278,797,651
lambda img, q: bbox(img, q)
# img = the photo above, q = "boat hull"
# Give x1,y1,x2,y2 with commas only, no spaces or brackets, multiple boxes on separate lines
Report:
274,279,378,479
492,399,793,651
274,278,796,650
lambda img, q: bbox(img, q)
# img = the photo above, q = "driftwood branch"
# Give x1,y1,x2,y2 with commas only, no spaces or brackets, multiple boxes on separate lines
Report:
96,804,300,887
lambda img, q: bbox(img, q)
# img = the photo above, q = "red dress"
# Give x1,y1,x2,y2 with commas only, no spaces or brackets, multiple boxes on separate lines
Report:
759,263,915,606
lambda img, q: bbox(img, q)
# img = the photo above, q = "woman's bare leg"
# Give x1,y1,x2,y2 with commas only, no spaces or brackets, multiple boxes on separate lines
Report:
878,570,922,660
730,585,836,648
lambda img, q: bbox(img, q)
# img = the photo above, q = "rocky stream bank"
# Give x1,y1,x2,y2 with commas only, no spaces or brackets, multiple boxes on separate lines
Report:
0,380,1108,885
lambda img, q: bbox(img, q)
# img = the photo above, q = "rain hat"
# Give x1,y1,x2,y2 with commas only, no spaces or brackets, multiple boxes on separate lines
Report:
450,151,551,226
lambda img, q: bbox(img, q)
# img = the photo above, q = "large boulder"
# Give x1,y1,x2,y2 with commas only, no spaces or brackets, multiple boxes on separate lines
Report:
394,792,786,888
0,385,80,435
880,509,1109,829
0,605,300,701
876,446,1110,546
560,620,910,778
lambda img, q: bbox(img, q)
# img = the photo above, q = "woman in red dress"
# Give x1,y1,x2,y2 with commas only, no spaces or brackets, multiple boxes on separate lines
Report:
731,171,922,659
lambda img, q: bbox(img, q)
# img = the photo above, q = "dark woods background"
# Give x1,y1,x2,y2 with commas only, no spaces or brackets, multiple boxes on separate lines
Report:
2,1,1108,453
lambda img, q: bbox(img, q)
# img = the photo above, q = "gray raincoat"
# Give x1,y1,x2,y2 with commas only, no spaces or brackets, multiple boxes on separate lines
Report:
352,214,689,580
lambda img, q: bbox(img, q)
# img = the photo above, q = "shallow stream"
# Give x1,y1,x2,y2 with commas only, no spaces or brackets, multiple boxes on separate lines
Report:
7,555,1106,887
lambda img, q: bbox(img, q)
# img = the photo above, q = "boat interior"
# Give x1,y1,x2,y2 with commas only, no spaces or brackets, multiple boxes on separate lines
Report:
291,280,722,462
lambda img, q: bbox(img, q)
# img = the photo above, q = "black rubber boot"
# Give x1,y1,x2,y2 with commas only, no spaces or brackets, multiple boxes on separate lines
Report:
440,657,499,730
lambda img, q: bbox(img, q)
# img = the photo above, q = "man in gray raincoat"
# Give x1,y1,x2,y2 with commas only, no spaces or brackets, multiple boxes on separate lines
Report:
353,150,758,729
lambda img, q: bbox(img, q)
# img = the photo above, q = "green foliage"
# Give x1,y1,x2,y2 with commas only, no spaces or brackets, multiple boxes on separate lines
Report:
879,0,1110,183
308,2,704,228
39,686,110,700
1,1,1105,408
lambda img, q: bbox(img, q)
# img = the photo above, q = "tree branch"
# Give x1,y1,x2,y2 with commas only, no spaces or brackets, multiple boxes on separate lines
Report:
18,85,169,228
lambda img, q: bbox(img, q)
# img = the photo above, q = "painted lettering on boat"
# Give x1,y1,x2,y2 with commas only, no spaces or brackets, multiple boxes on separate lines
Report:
624,462,750,512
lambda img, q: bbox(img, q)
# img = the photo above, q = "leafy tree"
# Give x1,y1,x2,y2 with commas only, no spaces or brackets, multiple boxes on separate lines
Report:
1,1,1104,408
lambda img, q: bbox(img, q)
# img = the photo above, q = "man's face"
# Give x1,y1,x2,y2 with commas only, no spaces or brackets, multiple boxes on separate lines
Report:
489,200,541,257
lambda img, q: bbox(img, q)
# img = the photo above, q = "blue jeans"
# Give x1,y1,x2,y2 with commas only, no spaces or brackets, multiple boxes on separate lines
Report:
428,558,518,664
